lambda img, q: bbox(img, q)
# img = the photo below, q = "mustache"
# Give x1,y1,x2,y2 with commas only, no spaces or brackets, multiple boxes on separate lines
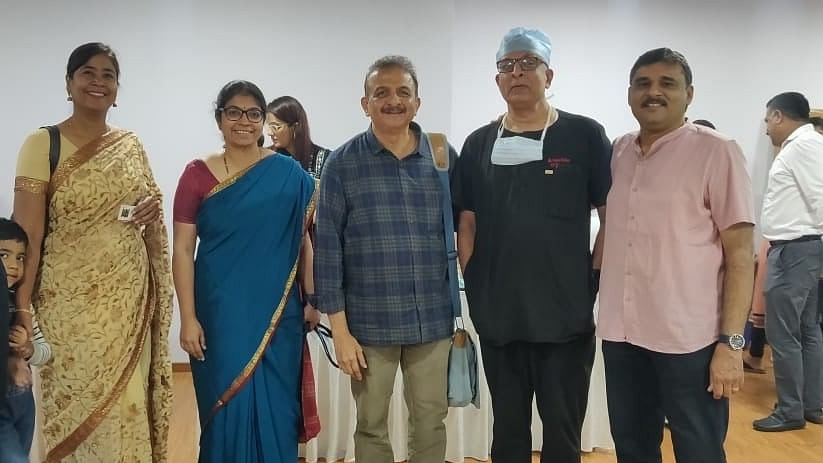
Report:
380,105,406,113
642,98,667,107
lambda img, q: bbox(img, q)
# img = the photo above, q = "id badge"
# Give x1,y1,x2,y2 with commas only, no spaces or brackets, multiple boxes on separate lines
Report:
117,205,136,222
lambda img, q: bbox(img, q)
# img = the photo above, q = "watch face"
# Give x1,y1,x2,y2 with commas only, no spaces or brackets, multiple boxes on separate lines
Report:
729,334,746,350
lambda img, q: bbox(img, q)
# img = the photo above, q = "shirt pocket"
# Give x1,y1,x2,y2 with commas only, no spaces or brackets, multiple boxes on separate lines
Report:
541,164,587,219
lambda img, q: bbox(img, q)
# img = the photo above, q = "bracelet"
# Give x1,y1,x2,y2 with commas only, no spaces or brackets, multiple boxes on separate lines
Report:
14,305,35,315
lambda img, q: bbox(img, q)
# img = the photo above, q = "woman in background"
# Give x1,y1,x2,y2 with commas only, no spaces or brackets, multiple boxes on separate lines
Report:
266,96,330,177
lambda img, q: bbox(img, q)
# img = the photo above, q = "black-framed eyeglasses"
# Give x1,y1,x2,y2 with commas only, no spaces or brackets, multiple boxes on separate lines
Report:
219,106,265,123
496,55,545,73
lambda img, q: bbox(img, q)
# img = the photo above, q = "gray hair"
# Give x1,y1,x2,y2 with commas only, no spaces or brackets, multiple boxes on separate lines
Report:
363,55,419,96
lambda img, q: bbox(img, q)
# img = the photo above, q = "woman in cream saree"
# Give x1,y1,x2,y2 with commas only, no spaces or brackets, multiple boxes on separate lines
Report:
14,126,173,462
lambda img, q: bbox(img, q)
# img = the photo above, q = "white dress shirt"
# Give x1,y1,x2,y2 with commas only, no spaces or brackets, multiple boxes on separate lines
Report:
761,123,823,241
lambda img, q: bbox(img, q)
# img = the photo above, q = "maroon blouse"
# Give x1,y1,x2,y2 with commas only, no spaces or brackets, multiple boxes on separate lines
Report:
173,160,219,224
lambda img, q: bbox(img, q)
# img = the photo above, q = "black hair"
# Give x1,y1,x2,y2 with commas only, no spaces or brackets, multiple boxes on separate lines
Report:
629,48,692,86
766,92,811,122
364,55,419,97
692,119,716,129
214,80,267,125
266,96,316,167
0,218,28,246
66,42,120,81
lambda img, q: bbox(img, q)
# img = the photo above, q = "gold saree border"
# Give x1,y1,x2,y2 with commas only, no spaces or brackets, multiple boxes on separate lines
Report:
47,129,132,199
203,179,319,427
45,261,157,462
14,176,48,194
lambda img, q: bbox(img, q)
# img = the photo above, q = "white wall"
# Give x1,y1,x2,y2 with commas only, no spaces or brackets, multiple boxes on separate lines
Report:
1,0,821,362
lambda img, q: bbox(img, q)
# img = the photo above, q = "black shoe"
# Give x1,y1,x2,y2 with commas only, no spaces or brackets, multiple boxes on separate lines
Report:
805,410,823,424
753,414,806,432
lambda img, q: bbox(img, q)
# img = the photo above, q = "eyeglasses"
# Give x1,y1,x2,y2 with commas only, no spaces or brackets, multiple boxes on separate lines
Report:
267,122,291,132
219,106,264,123
496,56,545,73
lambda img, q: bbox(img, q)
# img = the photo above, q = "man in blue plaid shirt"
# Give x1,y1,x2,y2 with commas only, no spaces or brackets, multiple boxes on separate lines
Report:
314,55,456,463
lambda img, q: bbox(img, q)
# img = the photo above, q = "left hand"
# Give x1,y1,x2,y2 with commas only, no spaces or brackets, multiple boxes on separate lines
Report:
707,343,744,399
304,304,321,330
8,325,33,359
132,196,161,225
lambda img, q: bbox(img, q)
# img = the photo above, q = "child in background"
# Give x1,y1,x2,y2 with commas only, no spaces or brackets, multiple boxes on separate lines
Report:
0,217,52,463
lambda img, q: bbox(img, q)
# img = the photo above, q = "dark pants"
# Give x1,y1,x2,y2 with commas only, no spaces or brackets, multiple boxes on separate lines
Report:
0,387,36,463
481,333,595,463
603,341,728,463
765,240,823,420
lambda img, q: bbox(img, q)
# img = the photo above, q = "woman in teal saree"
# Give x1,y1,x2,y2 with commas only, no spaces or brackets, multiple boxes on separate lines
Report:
172,80,319,462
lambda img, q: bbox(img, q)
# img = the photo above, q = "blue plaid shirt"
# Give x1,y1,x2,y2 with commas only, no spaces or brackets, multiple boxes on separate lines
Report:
314,123,455,345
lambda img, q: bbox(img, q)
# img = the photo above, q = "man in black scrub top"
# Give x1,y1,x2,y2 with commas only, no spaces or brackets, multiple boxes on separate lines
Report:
452,27,611,463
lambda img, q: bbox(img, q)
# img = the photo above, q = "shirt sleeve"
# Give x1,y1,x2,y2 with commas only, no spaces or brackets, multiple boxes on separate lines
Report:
28,315,52,367
314,154,347,314
588,121,613,208
173,161,207,224
14,129,51,194
451,133,478,213
787,137,823,227
708,139,755,230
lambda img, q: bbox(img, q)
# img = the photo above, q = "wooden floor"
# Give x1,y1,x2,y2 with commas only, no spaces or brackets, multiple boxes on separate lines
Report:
169,368,823,462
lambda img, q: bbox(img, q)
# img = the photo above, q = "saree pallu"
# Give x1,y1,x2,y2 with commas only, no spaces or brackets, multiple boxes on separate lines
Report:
33,130,173,462
191,154,316,463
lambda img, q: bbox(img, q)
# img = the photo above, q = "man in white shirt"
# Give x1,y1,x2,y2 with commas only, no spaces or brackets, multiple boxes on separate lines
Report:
754,92,823,432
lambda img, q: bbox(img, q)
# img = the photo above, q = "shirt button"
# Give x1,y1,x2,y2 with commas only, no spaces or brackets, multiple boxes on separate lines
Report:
628,242,633,247
632,188,638,192
630,215,636,220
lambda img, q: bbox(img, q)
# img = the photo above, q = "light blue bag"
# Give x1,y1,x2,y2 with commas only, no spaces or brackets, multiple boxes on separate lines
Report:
427,133,480,408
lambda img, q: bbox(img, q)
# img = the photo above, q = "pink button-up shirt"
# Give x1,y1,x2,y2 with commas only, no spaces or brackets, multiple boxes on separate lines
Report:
597,123,754,354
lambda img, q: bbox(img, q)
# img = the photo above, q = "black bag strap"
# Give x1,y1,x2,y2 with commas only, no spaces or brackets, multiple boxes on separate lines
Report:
41,125,61,177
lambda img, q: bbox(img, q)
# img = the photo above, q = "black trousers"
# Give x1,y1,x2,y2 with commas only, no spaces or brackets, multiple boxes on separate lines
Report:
602,341,728,463
481,333,595,463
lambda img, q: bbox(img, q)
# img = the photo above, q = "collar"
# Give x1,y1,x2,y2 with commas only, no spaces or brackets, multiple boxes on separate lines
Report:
632,122,692,157
365,122,429,159
782,123,815,149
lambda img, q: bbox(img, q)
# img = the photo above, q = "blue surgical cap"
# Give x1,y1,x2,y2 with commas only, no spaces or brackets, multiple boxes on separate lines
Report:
496,27,552,64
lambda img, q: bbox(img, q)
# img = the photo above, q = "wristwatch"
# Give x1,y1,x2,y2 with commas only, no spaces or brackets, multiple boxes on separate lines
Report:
718,333,745,351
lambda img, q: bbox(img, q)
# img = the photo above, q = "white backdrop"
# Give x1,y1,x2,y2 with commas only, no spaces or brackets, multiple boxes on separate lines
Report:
1,0,822,363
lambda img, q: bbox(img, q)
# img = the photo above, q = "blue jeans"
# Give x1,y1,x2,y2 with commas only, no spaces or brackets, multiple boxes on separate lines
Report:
0,386,36,463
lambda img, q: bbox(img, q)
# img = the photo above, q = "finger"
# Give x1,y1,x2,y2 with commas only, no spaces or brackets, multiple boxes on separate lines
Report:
350,361,362,381
191,344,205,361
357,349,368,369
712,381,725,400
199,332,207,351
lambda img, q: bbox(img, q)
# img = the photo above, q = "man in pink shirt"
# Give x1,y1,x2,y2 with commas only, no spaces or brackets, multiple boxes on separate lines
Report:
598,48,755,462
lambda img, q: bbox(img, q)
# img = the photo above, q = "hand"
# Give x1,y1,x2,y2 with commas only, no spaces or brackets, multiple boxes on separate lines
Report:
132,196,161,226
333,331,368,381
180,316,207,361
8,357,32,387
707,343,744,399
8,325,33,359
304,304,321,330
